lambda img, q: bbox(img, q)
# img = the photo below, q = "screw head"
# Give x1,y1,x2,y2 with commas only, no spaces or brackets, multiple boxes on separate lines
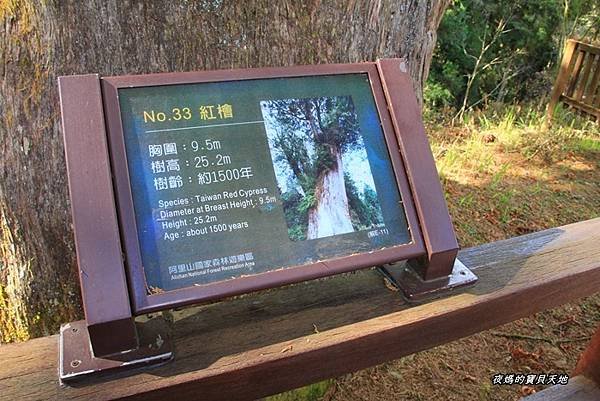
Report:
399,60,408,73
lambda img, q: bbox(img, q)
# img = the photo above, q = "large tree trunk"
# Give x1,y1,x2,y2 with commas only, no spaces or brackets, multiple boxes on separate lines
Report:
0,0,450,342
307,146,353,239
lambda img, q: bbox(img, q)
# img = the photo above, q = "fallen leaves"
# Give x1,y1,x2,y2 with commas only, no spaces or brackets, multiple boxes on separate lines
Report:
510,346,544,370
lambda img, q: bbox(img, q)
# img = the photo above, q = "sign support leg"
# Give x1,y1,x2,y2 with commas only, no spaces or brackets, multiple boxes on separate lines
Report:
59,317,173,384
377,258,477,303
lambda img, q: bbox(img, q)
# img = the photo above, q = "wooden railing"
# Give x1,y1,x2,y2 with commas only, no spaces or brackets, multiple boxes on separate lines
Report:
548,39,600,122
1,218,600,400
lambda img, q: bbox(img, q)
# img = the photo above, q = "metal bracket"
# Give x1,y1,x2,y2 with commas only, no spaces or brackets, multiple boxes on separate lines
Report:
377,258,477,303
59,318,173,384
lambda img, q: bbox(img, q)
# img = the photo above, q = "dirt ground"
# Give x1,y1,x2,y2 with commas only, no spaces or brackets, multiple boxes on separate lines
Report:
318,113,600,401
325,297,600,401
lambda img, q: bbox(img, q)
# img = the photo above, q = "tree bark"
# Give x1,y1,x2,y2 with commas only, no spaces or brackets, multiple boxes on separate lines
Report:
307,146,354,239
0,0,450,342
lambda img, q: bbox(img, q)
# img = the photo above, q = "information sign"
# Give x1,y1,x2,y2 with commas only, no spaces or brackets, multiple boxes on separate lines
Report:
117,74,412,293
99,62,431,313
57,61,472,375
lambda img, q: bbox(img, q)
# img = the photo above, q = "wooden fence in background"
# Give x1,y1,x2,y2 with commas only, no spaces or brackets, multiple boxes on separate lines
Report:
548,39,600,123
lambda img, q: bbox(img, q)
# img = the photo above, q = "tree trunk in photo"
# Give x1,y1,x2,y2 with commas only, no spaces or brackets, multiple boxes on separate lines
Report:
0,0,450,342
307,146,354,239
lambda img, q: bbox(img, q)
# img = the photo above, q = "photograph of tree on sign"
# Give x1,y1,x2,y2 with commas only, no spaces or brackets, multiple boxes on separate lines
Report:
261,96,384,241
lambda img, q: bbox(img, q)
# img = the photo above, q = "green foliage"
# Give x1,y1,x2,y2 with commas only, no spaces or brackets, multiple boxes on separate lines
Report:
362,186,384,226
314,143,336,172
423,81,454,109
345,173,369,229
427,0,600,113
287,225,306,242
297,174,317,196
344,173,384,230
298,191,317,214
281,190,308,241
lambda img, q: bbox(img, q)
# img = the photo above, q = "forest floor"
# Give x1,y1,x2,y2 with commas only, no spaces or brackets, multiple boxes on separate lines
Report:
268,104,600,401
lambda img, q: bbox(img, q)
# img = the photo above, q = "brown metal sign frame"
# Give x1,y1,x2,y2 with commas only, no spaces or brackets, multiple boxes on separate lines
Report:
101,61,431,315
58,59,474,380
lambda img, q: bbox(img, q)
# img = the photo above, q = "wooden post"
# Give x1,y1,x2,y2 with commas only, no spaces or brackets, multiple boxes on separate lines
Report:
547,39,578,123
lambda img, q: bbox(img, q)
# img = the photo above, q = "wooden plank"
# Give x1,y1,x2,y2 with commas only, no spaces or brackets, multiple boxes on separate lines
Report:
548,39,578,120
566,50,586,97
577,42,600,57
574,53,595,101
561,95,600,119
520,376,600,401
594,64,600,108
1,218,600,401
584,55,600,105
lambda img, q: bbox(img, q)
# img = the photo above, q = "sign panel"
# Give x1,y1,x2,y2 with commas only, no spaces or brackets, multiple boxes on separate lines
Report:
117,74,412,293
